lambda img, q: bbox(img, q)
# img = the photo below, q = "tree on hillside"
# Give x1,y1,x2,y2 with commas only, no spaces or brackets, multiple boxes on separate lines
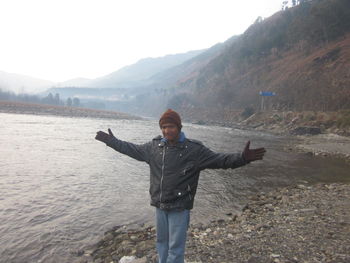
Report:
282,0,313,9
66,97,72,107
72,97,80,107
54,93,60,105
298,0,308,5
0,89,13,100
282,1,289,10
167,93,196,110
42,92,55,105
254,16,263,24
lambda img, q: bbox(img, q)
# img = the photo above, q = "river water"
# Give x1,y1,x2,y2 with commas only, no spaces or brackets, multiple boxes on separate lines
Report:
1,112,349,263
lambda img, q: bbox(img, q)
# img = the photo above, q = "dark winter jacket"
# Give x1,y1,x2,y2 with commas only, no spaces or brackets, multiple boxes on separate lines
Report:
106,132,248,210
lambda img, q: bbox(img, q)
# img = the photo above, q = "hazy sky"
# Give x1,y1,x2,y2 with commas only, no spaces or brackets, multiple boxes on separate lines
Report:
0,0,284,82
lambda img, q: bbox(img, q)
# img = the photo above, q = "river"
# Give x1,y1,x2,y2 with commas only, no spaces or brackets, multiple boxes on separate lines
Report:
1,112,349,263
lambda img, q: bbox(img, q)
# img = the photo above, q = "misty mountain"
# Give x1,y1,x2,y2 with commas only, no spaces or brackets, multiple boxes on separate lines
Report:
148,40,235,90
0,71,54,93
86,49,205,89
55,78,93,87
0,49,205,95
52,50,205,89
43,40,232,114
42,48,213,108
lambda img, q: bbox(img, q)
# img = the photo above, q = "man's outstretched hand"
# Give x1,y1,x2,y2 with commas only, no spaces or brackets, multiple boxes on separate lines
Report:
95,128,115,144
242,141,266,163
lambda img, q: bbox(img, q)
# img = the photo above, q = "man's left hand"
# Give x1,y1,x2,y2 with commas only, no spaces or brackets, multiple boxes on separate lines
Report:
242,141,266,162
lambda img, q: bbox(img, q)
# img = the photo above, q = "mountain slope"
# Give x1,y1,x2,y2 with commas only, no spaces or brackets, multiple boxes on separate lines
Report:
87,50,205,89
0,71,54,93
56,78,92,87
114,40,235,116
171,0,350,116
44,42,230,115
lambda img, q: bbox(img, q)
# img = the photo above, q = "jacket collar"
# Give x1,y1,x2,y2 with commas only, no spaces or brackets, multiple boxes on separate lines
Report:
160,132,186,146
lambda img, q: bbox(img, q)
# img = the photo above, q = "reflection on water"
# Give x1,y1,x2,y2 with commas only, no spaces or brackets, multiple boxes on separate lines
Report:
0,113,349,263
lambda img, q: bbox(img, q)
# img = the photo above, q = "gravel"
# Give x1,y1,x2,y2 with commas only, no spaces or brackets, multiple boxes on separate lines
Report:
75,183,350,263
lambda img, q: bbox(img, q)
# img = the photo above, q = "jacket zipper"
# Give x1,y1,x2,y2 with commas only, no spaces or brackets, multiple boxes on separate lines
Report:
160,146,166,203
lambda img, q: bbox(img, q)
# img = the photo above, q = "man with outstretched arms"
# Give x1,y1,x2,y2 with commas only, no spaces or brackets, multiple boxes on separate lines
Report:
95,109,266,263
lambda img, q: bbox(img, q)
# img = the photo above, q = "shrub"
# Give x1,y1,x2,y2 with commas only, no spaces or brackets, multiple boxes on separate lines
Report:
241,107,255,118
336,110,350,128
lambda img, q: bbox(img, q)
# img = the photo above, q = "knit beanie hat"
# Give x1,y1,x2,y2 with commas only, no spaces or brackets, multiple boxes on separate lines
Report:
159,109,182,129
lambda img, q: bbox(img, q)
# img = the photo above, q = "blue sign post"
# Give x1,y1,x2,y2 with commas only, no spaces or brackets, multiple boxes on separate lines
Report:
259,91,276,111
259,91,276,96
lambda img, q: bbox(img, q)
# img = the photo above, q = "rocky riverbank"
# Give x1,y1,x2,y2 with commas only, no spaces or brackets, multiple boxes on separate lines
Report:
294,133,350,161
0,100,141,120
184,109,350,161
183,109,350,138
75,183,350,263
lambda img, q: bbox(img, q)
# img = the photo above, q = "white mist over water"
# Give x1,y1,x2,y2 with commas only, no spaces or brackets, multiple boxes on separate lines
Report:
1,113,349,263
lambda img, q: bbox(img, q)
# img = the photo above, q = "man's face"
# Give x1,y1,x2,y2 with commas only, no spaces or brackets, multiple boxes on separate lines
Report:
161,123,180,142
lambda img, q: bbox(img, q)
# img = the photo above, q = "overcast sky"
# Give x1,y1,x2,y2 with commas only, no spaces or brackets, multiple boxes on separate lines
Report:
0,0,284,82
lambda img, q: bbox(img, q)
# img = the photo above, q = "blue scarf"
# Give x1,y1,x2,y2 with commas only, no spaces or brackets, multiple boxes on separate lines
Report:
161,131,186,143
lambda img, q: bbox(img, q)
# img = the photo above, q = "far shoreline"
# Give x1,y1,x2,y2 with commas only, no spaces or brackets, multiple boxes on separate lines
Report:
0,100,142,121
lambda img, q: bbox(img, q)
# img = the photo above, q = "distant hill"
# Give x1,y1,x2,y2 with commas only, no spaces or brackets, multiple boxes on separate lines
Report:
89,50,205,88
0,71,54,93
0,49,204,95
150,39,236,90
55,78,92,88
121,40,235,116
43,48,223,113
57,50,205,89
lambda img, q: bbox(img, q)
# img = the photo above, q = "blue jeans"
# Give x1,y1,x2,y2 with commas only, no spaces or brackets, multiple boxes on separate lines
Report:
156,208,190,263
